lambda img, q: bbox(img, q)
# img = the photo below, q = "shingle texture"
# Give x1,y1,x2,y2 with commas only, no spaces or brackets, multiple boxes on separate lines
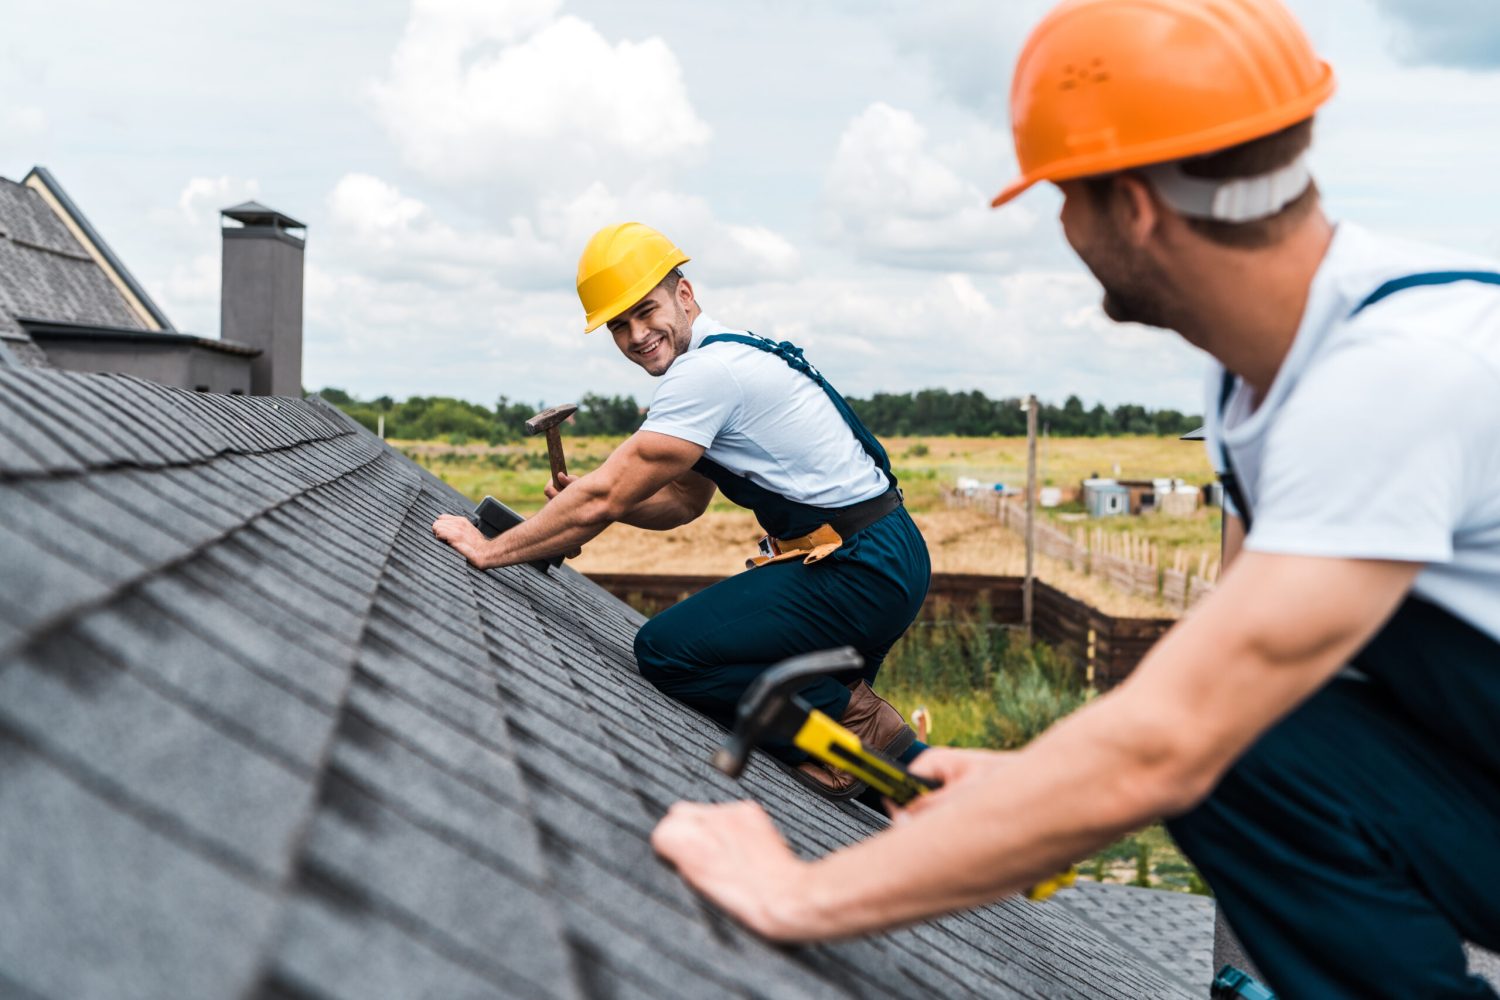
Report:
0,177,149,367
0,366,1193,999
1052,880,1213,995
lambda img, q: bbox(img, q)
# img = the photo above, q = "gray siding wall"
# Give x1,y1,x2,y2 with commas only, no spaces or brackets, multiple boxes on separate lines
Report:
37,341,252,394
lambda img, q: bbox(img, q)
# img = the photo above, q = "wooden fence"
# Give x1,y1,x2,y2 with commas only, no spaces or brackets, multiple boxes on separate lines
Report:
583,571,1175,690
944,487,1219,611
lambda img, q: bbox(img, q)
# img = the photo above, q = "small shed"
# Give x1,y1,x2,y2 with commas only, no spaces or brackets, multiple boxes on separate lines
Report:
1083,478,1130,517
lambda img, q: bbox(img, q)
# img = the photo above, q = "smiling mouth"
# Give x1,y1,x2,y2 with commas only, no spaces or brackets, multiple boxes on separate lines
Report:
635,336,666,361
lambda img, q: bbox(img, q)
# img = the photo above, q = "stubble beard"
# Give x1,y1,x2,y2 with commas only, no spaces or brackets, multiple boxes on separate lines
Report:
1090,232,1174,331
646,301,693,377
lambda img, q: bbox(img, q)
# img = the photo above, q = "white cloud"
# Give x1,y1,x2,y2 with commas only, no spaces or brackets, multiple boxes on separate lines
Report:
706,269,1204,410
326,172,564,288
824,103,1036,271
140,176,262,334
176,176,261,228
369,0,710,192
1,106,46,135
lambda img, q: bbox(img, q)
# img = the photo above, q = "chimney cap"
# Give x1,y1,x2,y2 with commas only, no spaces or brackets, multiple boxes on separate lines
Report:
221,201,305,231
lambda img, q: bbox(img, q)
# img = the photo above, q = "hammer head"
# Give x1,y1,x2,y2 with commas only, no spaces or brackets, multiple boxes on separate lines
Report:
711,647,864,778
525,402,579,436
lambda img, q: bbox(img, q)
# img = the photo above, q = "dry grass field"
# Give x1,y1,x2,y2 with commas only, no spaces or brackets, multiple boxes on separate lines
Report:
403,433,1218,617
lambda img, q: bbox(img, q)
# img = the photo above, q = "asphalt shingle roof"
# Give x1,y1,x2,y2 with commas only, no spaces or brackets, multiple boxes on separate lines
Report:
0,176,151,367
1052,880,1213,995
0,365,1194,999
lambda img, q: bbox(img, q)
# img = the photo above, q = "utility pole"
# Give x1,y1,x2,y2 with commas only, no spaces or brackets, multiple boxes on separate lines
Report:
1024,394,1038,640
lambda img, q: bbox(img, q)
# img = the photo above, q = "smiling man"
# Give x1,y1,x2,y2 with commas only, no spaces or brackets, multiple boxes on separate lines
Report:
433,222,932,798
649,1,1500,996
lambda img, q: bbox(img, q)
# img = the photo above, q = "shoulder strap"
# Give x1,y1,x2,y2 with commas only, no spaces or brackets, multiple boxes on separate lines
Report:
1216,370,1253,532
1220,268,1500,531
699,332,894,483
1351,270,1500,317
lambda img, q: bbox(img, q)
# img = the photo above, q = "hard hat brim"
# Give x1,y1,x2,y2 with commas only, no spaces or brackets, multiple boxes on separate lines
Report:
581,251,692,333
991,176,1038,209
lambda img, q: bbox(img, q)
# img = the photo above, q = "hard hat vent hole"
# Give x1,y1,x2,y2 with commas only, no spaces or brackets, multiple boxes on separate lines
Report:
1060,60,1108,90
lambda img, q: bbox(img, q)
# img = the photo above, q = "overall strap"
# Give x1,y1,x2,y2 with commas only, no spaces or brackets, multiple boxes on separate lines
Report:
1216,370,1253,531
1351,270,1500,317
698,332,895,486
1219,269,1500,531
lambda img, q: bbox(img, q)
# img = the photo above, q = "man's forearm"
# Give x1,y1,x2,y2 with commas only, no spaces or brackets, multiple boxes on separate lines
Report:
481,479,615,566
784,694,1168,939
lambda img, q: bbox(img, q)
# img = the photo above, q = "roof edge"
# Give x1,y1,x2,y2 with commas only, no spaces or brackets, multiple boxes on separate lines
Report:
19,317,260,357
22,166,176,333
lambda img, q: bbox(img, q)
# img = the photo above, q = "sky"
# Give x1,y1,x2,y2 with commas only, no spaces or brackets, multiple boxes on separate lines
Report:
4,0,1499,413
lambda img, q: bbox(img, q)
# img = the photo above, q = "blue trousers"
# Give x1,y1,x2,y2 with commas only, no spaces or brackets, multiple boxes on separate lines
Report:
1169,638,1500,997
634,507,930,762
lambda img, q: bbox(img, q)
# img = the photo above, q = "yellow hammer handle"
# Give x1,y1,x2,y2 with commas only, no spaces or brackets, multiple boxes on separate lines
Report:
793,710,1077,902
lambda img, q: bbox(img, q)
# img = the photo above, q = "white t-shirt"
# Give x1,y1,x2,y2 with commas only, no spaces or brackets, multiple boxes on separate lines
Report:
639,314,890,508
1205,222,1500,641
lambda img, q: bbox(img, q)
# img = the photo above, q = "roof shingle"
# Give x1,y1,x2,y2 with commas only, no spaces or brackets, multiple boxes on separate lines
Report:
0,366,1194,998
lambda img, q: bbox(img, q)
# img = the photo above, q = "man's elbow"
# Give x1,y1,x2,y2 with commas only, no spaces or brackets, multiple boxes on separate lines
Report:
1111,713,1228,821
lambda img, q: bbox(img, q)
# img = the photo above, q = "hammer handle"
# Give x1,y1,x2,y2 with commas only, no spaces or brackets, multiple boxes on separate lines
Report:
544,429,568,484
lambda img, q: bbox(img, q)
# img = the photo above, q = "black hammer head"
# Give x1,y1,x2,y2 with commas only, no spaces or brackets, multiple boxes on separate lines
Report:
712,647,864,778
525,402,579,437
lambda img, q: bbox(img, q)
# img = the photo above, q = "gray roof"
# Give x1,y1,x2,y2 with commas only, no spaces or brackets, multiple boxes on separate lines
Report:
1052,880,1213,995
21,317,260,357
0,173,155,367
222,200,306,230
0,364,1194,999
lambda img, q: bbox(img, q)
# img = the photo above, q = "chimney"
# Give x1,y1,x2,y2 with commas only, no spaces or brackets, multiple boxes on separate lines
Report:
220,201,305,396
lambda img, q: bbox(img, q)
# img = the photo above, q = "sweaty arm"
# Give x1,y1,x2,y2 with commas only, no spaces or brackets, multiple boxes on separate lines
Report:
432,431,705,569
651,549,1420,940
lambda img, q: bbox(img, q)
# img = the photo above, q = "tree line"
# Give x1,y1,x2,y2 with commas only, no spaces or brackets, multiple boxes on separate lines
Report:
316,386,1201,442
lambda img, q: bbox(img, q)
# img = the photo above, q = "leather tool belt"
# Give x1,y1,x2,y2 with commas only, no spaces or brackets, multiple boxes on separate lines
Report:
747,488,902,569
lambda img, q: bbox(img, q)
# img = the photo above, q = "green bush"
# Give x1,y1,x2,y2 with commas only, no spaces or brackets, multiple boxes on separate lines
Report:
985,641,1088,750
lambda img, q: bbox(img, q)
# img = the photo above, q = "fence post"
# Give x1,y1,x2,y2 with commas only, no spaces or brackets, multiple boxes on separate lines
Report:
1024,394,1038,640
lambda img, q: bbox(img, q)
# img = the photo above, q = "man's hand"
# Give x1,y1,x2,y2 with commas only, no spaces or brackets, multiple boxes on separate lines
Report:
431,513,495,568
888,747,1003,820
542,474,584,557
543,472,578,501
651,801,814,941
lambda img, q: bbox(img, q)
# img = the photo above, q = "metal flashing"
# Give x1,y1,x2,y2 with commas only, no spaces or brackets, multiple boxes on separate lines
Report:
19,318,261,357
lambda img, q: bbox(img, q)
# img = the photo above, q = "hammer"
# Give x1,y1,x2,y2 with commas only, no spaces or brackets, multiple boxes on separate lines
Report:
526,403,578,488
712,648,1077,901
712,647,938,805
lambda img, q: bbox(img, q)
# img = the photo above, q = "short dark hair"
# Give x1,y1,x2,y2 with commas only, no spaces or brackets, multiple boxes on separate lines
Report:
658,267,685,295
1086,117,1318,249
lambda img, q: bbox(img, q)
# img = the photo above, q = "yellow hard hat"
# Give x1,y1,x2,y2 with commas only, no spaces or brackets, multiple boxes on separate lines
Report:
576,222,691,333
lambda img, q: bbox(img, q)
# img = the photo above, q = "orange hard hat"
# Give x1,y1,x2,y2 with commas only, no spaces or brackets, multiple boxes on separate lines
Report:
992,0,1335,208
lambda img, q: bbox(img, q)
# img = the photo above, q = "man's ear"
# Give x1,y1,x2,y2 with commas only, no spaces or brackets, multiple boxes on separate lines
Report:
1114,174,1161,248
677,276,696,309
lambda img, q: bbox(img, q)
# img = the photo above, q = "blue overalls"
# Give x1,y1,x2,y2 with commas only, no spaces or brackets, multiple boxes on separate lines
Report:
1168,273,1500,999
632,333,931,763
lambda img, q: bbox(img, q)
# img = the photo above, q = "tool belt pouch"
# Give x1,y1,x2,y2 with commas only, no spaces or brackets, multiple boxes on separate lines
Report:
746,524,843,570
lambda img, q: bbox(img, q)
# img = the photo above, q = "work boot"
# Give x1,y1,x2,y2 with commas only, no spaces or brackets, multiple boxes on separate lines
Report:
841,680,917,761
788,681,916,802
792,759,865,800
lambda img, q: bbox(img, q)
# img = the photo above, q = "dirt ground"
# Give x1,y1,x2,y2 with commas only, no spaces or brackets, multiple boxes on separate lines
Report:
568,507,1177,618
